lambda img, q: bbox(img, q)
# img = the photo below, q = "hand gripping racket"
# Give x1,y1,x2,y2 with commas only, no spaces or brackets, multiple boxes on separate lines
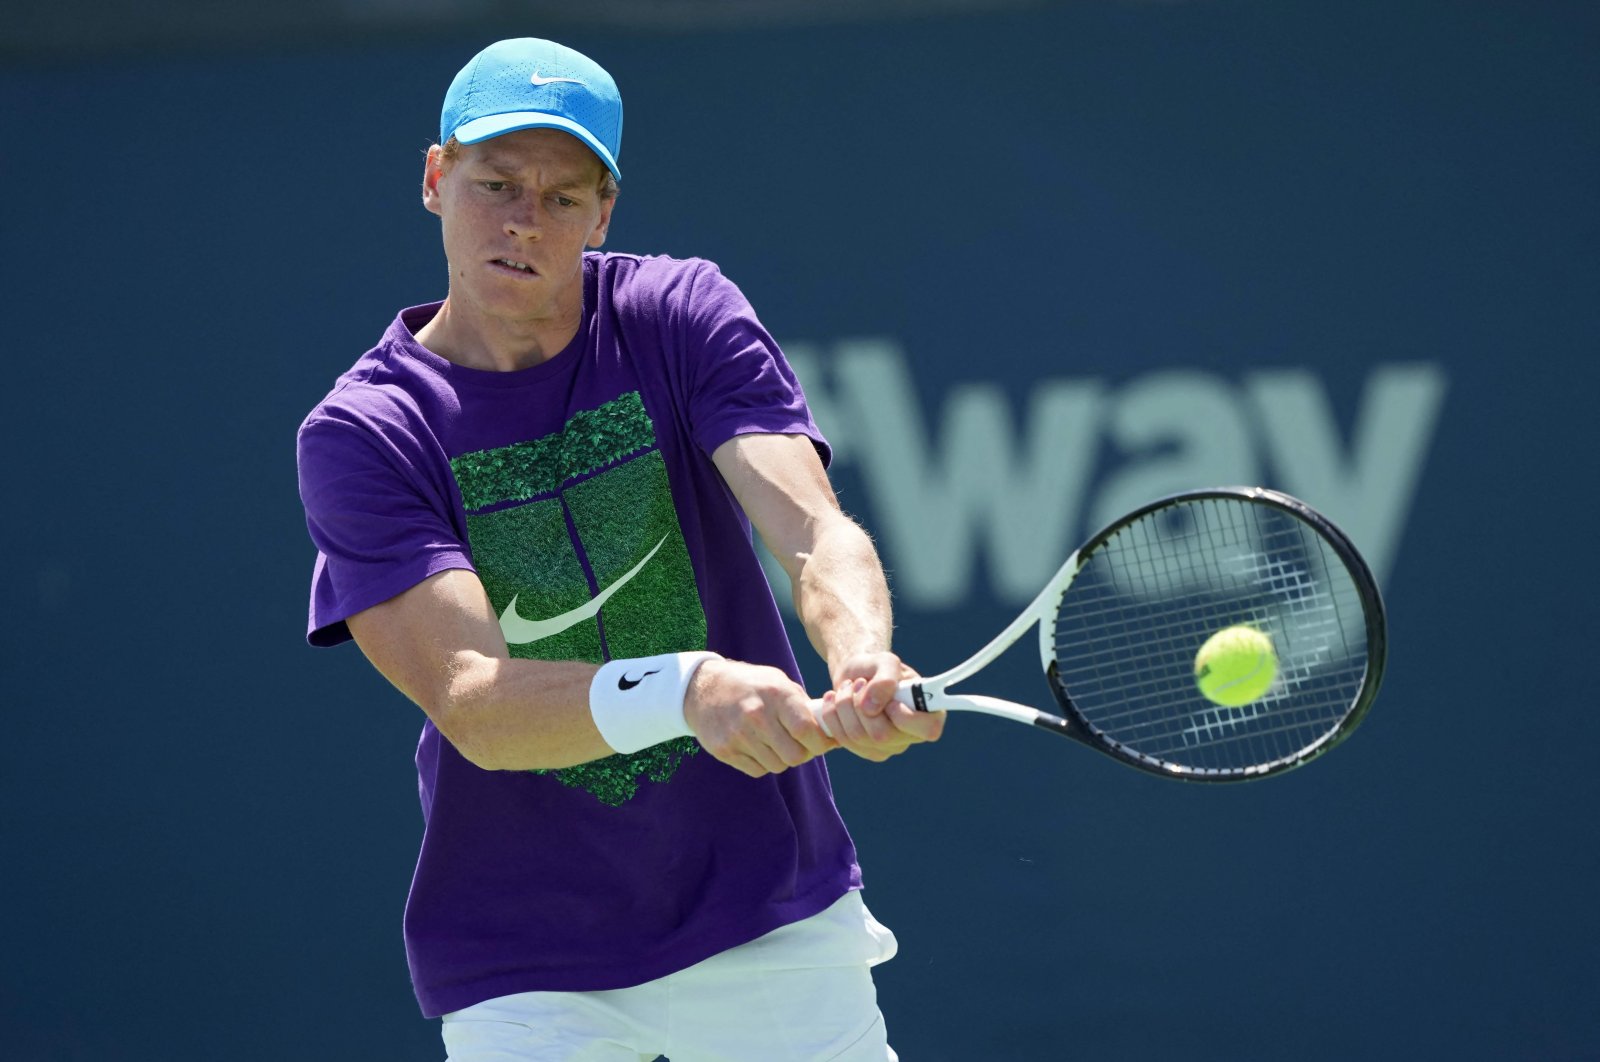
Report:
893,487,1387,781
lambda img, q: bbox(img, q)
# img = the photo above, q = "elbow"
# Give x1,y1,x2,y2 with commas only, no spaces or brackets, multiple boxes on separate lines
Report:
445,726,507,771
429,704,496,770
415,655,593,772
426,675,509,771
435,709,510,771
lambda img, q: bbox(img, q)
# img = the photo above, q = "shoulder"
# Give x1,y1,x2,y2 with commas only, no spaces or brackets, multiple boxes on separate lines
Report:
297,306,450,476
588,252,744,316
299,305,445,441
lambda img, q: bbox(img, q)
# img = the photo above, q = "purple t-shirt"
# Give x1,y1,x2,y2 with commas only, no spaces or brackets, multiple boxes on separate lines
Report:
296,252,861,1017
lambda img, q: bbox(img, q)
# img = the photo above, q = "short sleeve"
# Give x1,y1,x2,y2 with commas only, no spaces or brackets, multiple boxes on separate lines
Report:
297,414,474,646
678,262,831,466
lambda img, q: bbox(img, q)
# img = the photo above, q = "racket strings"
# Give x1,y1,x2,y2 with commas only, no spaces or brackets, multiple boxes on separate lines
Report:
1050,497,1371,775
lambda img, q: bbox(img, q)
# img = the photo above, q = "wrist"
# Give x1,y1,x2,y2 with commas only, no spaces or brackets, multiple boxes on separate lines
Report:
828,647,895,683
589,652,721,754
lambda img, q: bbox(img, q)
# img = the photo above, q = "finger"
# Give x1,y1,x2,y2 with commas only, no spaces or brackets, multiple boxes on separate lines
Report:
829,685,876,748
708,710,796,775
737,736,791,775
827,701,896,762
721,751,770,778
808,692,842,744
781,695,836,756
885,701,946,743
752,713,814,769
749,671,827,761
835,686,908,756
859,665,901,717
846,678,898,742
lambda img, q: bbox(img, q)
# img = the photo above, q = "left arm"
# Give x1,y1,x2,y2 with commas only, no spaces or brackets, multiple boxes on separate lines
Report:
711,432,944,758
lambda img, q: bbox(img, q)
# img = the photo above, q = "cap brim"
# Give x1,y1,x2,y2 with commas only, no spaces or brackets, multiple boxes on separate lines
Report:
451,112,621,180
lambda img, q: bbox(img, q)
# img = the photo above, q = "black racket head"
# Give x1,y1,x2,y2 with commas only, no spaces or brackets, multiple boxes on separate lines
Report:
1045,487,1387,781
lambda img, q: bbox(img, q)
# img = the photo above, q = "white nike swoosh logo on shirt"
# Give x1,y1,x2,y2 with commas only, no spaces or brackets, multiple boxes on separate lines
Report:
499,535,669,645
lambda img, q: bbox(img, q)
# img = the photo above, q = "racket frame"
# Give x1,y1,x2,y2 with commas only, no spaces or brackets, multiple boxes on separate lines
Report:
895,486,1388,781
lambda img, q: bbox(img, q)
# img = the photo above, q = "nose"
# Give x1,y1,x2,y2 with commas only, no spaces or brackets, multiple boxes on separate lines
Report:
505,197,543,239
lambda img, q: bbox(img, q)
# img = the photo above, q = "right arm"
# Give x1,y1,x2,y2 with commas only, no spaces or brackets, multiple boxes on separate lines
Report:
346,568,609,771
346,568,834,775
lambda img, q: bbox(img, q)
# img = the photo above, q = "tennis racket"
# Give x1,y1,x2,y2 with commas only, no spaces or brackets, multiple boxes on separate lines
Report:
887,487,1386,781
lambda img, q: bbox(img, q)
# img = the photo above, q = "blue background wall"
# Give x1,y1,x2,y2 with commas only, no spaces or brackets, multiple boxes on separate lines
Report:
3,2,1597,1058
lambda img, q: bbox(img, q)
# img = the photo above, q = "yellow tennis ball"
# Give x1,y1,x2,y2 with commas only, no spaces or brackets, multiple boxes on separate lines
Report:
1194,626,1278,707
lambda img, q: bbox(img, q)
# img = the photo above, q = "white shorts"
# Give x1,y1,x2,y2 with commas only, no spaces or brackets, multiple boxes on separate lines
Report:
440,891,899,1062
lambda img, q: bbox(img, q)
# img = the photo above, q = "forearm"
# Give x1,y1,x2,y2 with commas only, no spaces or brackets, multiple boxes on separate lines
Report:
791,513,943,752
431,655,613,771
346,570,622,772
792,514,895,682
707,431,940,755
452,652,832,779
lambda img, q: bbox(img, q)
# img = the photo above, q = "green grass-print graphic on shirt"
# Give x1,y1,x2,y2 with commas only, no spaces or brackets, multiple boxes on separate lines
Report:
453,392,708,807
465,498,604,665
452,392,657,510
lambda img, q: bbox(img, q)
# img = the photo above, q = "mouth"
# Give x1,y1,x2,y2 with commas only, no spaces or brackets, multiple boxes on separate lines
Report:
490,257,538,277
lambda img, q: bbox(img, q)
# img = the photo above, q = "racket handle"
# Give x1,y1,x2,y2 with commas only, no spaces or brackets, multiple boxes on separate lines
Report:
806,680,925,738
803,697,834,738
895,679,927,712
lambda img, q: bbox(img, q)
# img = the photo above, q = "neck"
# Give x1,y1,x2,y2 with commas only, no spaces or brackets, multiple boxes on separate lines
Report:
414,297,582,373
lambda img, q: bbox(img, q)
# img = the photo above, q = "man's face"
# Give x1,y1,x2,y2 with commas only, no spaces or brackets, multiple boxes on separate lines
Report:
423,127,614,327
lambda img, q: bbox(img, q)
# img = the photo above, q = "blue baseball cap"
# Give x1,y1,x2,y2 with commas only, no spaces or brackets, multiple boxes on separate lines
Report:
440,39,623,180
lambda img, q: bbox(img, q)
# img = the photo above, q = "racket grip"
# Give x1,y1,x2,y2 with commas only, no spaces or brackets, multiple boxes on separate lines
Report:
893,680,924,711
807,682,925,736
803,697,834,738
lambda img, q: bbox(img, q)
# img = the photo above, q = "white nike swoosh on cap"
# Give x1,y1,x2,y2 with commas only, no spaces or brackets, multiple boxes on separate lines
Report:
499,535,668,645
530,70,585,87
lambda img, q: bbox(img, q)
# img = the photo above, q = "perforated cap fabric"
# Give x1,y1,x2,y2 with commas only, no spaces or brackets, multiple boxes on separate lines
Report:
440,38,623,179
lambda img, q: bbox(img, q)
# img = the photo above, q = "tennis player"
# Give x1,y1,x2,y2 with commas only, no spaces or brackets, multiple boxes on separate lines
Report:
296,37,943,1060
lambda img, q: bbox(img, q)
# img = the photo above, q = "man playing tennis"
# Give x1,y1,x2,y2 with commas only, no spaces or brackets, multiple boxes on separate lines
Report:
296,36,942,1060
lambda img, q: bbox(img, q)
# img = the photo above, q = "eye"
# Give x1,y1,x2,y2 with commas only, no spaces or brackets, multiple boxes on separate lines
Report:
479,180,512,194
553,194,577,208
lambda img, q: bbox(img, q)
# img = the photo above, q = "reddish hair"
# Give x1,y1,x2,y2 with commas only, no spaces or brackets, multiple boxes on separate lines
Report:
437,136,619,200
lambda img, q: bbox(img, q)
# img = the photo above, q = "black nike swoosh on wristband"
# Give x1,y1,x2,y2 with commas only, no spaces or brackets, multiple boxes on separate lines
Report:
618,669,661,691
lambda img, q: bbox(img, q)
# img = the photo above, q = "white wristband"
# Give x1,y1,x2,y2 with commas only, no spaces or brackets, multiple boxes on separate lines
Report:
589,652,721,754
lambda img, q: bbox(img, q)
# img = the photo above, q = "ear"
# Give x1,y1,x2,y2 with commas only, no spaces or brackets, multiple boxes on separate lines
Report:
587,194,616,249
421,145,446,217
